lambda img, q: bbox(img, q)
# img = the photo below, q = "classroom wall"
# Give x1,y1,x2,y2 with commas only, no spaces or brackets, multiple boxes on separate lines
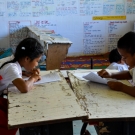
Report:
0,0,135,56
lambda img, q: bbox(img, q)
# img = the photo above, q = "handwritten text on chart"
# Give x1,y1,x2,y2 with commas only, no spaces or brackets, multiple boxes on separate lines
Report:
83,38,105,54
107,21,129,52
107,37,119,52
103,4,115,15
83,21,106,54
108,45,117,52
0,0,128,17
0,1,6,17
108,21,127,34
126,2,135,14
34,20,56,28
83,22,105,36
80,2,103,16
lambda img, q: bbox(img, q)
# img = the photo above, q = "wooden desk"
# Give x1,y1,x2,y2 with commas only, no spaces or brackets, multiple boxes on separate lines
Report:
68,70,135,122
8,70,87,129
45,43,71,70
27,26,72,70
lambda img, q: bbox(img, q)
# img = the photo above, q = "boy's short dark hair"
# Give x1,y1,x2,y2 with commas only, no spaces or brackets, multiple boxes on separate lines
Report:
117,31,135,55
109,48,122,63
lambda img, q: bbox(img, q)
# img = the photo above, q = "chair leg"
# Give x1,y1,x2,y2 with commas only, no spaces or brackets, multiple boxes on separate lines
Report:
90,58,93,69
80,122,88,135
94,125,99,134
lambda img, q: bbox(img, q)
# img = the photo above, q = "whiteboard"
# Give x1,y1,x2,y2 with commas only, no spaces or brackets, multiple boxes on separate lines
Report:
0,0,135,55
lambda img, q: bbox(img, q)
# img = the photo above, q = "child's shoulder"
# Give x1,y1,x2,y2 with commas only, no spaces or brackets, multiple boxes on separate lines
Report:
1,62,19,71
107,62,118,69
129,67,135,76
107,62,128,71
117,64,129,71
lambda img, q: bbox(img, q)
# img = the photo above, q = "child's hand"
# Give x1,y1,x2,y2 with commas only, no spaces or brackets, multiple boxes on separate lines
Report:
22,68,40,77
97,69,112,78
22,71,32,77
32,68,40,75
107,81,123,91
30,74,41,83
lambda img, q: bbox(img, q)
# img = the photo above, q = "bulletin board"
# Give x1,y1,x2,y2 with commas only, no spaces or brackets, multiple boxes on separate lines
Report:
0,0,135,56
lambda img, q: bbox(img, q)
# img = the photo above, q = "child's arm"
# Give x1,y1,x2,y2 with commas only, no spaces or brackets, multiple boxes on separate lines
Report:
12,74,41,93
107,81,135,97
98,69,132,80
32,68,40,75
22,68,40,77
98,70,135,97
22,71,32,77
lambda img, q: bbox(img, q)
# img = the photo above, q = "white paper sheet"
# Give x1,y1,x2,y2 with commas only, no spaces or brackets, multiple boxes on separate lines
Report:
34,72,61,84
73,73,89,80
83,72,118,85
23,72,61,85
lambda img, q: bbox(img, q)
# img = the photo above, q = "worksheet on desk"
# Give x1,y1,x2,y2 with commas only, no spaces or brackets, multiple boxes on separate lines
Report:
23,72,61,85
73,72,89,80
35,72,61,84
83,72,118,85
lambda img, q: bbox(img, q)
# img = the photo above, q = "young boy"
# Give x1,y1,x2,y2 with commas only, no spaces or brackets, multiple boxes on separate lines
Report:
106,48,129,71
98,32,135,97
97,31,135,135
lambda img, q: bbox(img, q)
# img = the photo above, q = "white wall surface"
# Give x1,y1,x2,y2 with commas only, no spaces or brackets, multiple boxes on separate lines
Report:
0,0,135,56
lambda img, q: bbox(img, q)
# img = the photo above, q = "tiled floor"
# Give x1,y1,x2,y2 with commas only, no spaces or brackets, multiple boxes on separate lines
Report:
73,120,97,135
16,130,20,135
16,120,97,135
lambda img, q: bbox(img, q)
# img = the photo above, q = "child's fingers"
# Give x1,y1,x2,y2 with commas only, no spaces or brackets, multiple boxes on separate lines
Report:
38,75,41,80
36,68,40,73
97,69,106,75
35,75,41,82
97,69,107,77
32,68,40,75
25,72,32,77
30,74,41,82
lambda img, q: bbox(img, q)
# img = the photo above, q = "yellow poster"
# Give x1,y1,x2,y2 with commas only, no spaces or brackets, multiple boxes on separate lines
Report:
93,16,126,20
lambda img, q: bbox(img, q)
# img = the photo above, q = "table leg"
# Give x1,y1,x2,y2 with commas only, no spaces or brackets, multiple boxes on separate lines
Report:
80,122,88,135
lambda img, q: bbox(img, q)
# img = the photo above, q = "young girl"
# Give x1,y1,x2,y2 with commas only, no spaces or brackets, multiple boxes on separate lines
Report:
0,37,43,135
98,31,135,97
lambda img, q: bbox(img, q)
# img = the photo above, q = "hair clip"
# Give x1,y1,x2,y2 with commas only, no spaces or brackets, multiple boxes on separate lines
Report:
22,47,25,50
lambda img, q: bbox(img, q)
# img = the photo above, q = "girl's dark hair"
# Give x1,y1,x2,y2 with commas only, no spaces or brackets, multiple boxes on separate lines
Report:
109,48,121,63
0,37,43,69
117,31,135,55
